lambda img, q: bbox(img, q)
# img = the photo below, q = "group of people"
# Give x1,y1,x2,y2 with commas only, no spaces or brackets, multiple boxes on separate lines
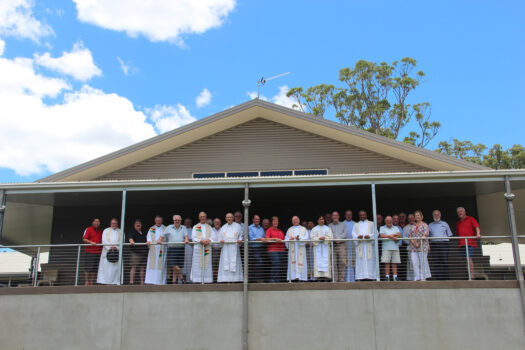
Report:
81,206,481,285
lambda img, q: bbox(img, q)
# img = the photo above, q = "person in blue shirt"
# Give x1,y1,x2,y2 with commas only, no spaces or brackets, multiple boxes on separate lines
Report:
428,210,453,280
249,214,266,282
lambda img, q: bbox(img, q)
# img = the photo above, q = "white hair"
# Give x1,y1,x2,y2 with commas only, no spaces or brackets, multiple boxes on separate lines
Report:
173,214,182,220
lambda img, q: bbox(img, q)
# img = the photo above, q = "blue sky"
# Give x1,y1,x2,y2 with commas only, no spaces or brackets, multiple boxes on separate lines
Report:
0,0,523,183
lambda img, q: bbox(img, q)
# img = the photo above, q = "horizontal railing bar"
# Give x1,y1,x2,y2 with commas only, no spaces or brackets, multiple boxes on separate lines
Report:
1,235,523,249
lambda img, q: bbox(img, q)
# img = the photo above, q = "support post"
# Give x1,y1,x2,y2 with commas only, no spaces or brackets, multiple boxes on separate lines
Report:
242,183,251,350
371,184,380,281
118,189,127,285
504,176,525,326
0,189,6,242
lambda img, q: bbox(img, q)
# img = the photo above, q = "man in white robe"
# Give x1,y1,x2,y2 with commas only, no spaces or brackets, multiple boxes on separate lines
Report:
182,218,193,283
285,216,309,281
351,210,377,281
97,218,122,285
218,213,243,282
191,212,213,283
145,215,166,285
311,216,333,280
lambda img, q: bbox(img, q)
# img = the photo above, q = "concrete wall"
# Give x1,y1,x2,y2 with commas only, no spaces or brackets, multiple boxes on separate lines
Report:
0,287,523,350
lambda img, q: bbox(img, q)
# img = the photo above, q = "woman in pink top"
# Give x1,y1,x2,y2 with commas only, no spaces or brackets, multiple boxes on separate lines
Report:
408,210,431,281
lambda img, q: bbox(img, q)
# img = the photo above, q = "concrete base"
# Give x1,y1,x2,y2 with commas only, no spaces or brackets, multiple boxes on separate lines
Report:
0,283,523,350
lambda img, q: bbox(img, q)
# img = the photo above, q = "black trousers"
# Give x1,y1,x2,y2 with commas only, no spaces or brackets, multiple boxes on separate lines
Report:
430,241,450,280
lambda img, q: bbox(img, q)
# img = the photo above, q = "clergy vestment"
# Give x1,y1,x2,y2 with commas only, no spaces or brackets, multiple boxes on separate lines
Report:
191,223,213,283
182,226,193,281
351,220,376,280
217,222,243,282
145,224,167,285
310,225,333,279
285,225,309,281
97,227,122,285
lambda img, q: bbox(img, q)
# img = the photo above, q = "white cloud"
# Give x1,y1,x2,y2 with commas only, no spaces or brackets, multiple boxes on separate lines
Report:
195,88,212,108
147,104,197,133
117,56,130,75
0,39,4,56
246,91,268,101
34,41,102,81
246,86,301,111
0,54,165,176
0,55,69,98
73,0,236,44
271,85,301,110
0,0,53,42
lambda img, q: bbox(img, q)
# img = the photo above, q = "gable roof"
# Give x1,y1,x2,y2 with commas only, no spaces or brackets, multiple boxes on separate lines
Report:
40,99,486,182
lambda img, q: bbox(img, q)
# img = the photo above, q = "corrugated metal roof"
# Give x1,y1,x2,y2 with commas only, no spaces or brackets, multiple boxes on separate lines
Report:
3,169,525,187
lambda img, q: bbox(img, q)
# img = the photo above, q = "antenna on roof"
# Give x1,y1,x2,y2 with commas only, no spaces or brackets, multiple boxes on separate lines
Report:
256,72,290,99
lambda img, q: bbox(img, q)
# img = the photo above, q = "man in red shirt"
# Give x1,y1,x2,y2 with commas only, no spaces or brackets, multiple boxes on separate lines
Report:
456,207,481,279
82,218,103,285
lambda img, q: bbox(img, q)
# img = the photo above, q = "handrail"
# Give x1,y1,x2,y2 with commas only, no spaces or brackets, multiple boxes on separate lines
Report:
0,235,522,249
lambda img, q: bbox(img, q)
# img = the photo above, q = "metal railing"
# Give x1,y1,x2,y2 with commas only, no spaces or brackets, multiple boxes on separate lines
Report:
0,236,523,287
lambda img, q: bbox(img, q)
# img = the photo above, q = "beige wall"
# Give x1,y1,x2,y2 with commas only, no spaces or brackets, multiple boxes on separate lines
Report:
99,118,428,180
2,201,53,245
477,187,525,240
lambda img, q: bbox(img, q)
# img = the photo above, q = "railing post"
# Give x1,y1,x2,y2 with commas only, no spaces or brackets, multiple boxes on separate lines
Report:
465,238,471,281
241,183,251,350
420,237,425,281
33,246,40,287
118,189,127,285
288,241,292,283
75,245,81,286
201,243,205,285
371,183,380,281
330,240,335,282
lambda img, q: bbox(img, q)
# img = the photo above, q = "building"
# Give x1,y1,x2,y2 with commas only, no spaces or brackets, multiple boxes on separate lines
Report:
0,99,524,350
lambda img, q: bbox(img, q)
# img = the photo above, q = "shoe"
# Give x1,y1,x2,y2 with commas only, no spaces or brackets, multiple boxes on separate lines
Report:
385,276,390,282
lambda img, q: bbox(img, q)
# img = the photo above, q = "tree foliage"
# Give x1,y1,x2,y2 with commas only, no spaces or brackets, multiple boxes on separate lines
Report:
437,141,525,169
287,57,440,147
285,57,524,169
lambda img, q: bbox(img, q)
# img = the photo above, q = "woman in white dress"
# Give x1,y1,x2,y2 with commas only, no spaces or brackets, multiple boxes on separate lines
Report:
218,213,243,282
97,218,122,285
